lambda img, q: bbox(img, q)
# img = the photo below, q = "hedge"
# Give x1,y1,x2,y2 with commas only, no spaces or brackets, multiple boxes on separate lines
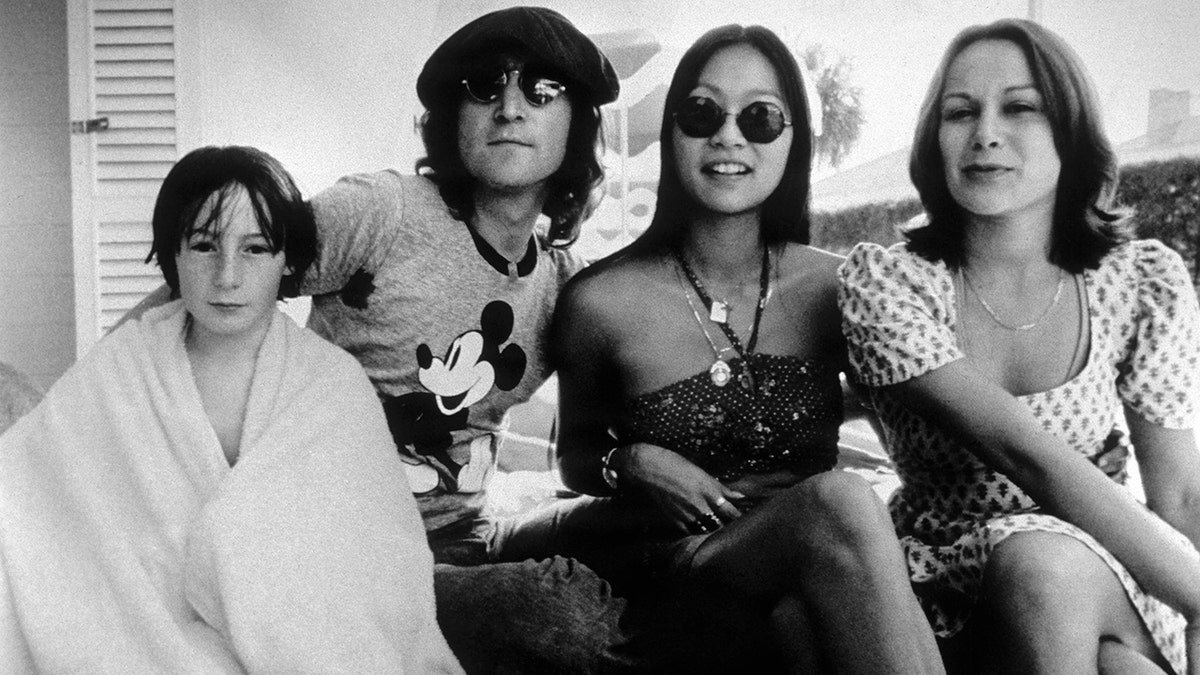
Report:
811,198,921,254
811,156,1200,288
1117,157,1200,286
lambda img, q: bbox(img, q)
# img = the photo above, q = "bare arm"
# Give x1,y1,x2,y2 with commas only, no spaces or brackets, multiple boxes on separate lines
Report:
890,360,1200,622
551,280,622,496
553,277,742,529
1129,409,1200,548
1131,417,1200,673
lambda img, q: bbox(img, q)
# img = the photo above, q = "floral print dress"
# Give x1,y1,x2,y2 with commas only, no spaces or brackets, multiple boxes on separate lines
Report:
839,239,1200,673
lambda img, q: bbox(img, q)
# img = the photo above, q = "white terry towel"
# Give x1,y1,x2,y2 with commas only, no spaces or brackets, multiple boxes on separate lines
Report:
0,301,461,674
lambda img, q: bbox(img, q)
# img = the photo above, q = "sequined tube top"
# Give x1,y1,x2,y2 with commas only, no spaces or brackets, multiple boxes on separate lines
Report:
619,353,843,482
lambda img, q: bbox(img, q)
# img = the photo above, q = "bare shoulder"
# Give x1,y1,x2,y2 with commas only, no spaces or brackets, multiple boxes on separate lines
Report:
775,242,843,296
757,243,846,358
560,255,670,331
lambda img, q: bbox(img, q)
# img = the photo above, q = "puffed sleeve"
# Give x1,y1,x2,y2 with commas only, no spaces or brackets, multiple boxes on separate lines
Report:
838,242,963,387
1117,240,1200,428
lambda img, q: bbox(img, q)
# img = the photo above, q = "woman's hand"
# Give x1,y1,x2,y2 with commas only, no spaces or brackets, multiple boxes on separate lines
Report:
726,470,807,504
616,442,743,534
1089,427,1130,483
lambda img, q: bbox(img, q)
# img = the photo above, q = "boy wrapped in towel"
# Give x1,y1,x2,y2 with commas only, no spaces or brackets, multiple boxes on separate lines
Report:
0,146,461,673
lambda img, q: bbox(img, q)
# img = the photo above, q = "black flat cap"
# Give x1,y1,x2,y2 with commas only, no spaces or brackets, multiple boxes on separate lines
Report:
417,6,619,108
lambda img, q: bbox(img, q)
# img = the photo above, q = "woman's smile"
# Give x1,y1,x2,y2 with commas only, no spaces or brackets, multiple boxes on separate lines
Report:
702,161,753,176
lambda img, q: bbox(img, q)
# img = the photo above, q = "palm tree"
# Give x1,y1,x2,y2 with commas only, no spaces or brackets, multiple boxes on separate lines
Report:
800,44,866,170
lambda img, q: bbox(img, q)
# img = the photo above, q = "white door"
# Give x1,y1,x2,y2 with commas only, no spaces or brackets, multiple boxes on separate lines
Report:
68,0,177,354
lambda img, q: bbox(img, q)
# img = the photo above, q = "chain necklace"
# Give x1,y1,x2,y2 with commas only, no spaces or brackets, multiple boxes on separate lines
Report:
674,246,771,390
690,271,755,323
960,267,1065,331
677,270,737,386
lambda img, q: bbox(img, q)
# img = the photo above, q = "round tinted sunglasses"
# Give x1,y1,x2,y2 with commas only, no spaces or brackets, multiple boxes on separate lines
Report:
461,68,568,107
674,96,793,144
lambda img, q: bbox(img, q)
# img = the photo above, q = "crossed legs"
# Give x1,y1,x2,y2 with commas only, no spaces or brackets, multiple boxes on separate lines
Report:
689,471,944,674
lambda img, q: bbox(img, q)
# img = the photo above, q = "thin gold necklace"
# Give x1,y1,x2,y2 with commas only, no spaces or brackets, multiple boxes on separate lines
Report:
960,267,1065,331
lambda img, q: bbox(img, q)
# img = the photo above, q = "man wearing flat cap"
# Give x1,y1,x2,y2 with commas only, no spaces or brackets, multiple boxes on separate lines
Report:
299,6,637,672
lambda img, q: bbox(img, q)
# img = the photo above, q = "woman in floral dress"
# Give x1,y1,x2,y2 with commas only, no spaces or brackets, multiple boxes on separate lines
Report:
839,19,1200,674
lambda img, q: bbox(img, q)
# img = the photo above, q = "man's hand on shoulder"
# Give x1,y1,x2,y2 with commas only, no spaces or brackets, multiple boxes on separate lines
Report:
110,284,175,333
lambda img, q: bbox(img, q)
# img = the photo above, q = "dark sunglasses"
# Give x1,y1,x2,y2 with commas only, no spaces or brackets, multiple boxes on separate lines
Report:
674,96,793,144
461,68,568,107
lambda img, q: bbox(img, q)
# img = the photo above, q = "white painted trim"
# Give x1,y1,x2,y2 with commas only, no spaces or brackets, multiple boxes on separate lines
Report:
172,0,203,154
68,0,100,356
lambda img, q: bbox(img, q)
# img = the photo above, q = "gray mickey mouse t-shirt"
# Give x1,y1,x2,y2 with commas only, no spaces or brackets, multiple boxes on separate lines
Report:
303,171,583,532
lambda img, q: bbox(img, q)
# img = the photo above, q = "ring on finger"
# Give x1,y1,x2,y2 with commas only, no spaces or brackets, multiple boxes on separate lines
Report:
714,496,728,507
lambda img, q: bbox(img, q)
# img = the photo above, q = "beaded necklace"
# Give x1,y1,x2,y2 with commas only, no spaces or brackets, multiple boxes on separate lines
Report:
674,246,771,391
677,272,737,386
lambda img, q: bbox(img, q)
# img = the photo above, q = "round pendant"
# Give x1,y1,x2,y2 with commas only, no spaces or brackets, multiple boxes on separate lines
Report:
709,359,732,387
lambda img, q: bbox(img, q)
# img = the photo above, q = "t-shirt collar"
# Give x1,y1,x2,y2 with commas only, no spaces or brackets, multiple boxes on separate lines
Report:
464,221,538,278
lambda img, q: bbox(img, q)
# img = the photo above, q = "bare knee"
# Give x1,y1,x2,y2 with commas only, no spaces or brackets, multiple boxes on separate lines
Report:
983,532,1096,618
980,530,1132,653
794,472,893,540
980,532,1165,672
778,471,897,567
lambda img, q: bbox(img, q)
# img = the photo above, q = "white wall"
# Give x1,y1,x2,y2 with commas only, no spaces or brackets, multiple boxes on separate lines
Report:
0,0,74,392
175,2,441,197
174,0,669,194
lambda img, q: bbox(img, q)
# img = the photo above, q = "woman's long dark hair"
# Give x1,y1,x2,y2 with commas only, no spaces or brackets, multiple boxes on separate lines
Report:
615,23,814,262
906,18,1129,271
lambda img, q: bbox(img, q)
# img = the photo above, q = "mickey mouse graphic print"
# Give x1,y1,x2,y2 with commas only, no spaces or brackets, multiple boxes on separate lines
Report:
839,239,1200,674
381,301,527,494
301,171,584,531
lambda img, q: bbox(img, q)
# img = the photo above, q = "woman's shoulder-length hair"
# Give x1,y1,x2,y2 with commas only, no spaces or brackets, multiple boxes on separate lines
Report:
906,18,1130,272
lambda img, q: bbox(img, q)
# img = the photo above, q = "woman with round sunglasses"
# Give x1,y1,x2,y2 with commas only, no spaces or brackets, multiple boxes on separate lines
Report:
499,24,943,673
840,19,1200,673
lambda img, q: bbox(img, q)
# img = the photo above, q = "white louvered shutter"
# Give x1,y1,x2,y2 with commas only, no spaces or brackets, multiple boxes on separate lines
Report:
70,0,176,352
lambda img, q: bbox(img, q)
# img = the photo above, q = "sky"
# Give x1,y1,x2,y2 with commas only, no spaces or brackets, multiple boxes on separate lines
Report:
520,0,1200,177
